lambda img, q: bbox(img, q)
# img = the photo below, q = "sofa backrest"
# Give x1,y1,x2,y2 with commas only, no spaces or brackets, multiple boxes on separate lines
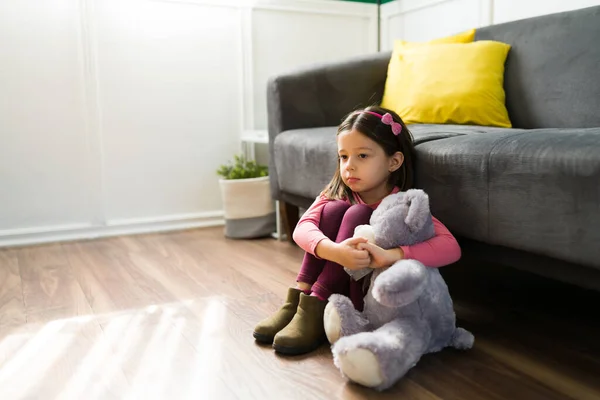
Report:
475,6,600,129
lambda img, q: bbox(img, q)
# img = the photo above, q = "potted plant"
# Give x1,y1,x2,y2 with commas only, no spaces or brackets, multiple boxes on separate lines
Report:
217,154,275,239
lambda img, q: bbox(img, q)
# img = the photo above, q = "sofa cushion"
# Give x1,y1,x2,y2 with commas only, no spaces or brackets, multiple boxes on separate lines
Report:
417,127,600,269
274,127,338,199
414,130,526,242
487,128,600,269
381,29,475,114
382,40,512,128
475,5,600,129
274,124,523,200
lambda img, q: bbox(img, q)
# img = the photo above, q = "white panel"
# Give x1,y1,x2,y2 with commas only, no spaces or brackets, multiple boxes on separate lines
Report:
494,0,600,24
383,14,404,51
0,0,91,230
94,0,242,220
251,7,377,130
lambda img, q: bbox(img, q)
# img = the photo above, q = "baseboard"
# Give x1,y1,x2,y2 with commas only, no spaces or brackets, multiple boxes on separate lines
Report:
0,211,224,248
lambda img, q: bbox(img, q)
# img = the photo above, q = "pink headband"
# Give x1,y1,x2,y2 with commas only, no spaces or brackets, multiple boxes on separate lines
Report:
353,110,402,136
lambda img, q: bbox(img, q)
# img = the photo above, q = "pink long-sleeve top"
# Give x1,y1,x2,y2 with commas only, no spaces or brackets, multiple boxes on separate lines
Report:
292,187,461,267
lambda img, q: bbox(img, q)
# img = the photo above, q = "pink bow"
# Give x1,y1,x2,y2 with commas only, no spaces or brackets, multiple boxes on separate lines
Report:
381,113,402,136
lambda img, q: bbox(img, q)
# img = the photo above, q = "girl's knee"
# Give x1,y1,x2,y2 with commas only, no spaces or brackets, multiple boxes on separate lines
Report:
321,200,350,222
343,204,373,220
323,200,350,214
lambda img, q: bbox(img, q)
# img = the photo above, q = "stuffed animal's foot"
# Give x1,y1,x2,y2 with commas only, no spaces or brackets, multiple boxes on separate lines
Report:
324,301,342,344
336,346,384,389
324,295,370,345
332,319,426,391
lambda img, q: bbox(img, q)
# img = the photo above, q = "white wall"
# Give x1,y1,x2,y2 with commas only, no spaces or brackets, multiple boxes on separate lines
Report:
492,0,600,24
0,0,377,247
381,0,600,48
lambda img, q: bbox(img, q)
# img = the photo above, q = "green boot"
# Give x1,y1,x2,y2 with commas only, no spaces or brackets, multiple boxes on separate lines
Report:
253,287,302,344
273,293,327,355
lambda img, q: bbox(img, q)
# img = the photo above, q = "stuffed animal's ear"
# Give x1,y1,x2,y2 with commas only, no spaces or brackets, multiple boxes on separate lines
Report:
404,189,431,232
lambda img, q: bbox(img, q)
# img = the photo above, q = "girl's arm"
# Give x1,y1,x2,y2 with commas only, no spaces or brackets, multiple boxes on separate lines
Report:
359,216,461,269
399,216,461,267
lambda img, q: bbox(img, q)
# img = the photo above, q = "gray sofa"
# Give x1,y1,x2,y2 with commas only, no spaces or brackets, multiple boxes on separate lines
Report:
266,6,600,290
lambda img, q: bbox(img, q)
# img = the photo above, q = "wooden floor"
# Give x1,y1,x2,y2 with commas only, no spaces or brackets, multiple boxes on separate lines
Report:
0,227,599,400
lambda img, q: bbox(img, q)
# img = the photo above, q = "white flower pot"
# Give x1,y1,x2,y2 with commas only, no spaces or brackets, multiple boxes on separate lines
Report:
219,176,276,239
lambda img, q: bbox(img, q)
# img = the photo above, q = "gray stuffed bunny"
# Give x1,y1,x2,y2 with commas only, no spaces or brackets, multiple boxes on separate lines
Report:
324,189,474,391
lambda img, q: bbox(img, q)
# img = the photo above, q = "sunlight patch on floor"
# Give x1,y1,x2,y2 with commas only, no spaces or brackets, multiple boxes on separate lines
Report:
0,297,228,400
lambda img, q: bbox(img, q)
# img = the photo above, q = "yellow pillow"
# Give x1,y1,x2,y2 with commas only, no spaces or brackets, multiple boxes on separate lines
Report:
382,40,512,128
381,29,475,109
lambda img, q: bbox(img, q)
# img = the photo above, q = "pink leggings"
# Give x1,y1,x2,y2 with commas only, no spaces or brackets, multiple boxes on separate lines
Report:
296,201,373,311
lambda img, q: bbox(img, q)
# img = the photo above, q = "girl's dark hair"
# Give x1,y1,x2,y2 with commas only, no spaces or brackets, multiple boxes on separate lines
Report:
322,105,416,202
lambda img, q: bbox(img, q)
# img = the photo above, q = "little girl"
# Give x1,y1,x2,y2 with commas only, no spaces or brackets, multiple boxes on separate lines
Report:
253,106,461,355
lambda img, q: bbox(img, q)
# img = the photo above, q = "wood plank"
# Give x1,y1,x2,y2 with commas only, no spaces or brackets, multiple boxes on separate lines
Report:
410,346,573,400
62,239,176,315
0,249,26,334
62,240,123,315
17,243,92,323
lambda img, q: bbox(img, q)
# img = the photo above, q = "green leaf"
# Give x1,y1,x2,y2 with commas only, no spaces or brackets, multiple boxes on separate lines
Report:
216,154,270,180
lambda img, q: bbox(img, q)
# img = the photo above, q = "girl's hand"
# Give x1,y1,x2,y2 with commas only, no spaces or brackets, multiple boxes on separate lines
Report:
357,242,404,269
335,237,371,270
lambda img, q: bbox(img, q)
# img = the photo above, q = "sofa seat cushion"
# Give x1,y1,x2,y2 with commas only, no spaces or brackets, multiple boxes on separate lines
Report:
273,124,523,201
488,128,600,269
274,127,338,199
417,127,600,269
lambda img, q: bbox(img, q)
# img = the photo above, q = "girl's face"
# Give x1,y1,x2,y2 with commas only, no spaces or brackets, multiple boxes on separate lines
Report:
337,129,404,204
